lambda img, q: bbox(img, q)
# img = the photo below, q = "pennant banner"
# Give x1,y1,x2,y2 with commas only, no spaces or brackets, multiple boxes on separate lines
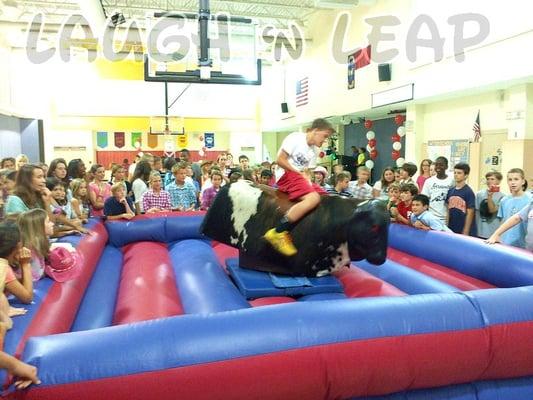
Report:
354,44,371,69
204,132,215,148
96,131,108,148
147,132,158,149
131,132,142,148
114,132,125,148
177,133,188,148
347,45,371,90
347,55,355,90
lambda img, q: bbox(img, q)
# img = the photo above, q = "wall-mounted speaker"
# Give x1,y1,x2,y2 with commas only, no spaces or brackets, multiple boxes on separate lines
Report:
378,63,391,82
281,102,289,113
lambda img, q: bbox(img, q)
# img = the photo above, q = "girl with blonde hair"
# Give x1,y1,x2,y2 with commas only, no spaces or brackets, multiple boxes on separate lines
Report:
16,209,53,282
15,154,29,170
70,178,90,220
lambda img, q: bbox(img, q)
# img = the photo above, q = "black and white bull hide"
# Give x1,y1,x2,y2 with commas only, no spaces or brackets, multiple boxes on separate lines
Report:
200,180,389,277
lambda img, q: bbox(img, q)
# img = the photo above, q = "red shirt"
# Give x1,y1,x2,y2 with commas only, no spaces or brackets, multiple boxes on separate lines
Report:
397,201,413,224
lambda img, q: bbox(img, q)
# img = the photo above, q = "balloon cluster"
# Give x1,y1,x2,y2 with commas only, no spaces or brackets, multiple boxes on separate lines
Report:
364,119,377,170
391,114,406,167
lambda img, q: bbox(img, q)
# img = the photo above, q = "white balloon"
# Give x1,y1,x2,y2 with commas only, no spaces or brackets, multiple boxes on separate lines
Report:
396,157,405,167
134,141,141,149
392,141,402,151
397,126,406,137
366,131,375,140
366,144,373,152
198,149,205,157
365,160,374,169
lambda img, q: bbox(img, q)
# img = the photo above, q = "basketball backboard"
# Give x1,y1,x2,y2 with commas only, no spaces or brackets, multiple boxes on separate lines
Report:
144,15,261,85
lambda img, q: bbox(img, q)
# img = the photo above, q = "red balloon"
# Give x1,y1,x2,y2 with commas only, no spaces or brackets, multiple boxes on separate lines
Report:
364,120,373,129
368,138,377,148
319,151,325,158
370,149,378,159
391,134,400,142
391,150,400,160
394,114,404,125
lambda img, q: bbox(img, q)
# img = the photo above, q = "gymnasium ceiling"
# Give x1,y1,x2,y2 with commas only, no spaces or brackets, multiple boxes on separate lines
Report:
1,0,366,28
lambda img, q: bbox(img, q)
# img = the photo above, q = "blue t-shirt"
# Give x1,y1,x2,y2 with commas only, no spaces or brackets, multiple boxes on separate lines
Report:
104,196,134,217
410,210,452,232
497,193,532,248
446,185,476,236
518,201,533,251
5,195,30,215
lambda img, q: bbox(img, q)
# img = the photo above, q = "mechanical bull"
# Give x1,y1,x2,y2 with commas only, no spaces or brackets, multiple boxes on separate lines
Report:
200,180,389,277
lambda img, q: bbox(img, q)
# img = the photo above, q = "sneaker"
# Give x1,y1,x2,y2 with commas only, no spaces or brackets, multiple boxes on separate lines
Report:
264,228,297,256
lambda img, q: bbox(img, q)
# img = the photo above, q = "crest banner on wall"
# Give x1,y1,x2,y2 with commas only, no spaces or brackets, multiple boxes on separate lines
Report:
114,132,125,148
96,131,108,148
204,132,215,148
131,132,142,148
177,133,188,148
147,133,158,148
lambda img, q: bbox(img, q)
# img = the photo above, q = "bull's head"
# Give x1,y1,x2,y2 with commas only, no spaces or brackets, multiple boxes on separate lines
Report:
347,199,389,265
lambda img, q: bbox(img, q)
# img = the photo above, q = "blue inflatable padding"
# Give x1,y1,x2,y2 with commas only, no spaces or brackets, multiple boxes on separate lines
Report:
354,376,533,399
105,218,167,247
389,224,533,287
165,215,206,242
2,279,54,383
298,292,347,301
168,240,250,314
54,218,101,246
464,286,533,325
1,219,104,381
22,291,502,386
226,258,343,298
71,246,124,332
354,259,459,295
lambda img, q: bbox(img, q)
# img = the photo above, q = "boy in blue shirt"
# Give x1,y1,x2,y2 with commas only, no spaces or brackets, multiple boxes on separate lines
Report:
167,163,197,211
487,200,533,251
410,194,452,232
446,163,476,236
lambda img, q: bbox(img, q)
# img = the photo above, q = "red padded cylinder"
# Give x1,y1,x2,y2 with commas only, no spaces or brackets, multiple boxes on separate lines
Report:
113,242,183,325
335,266,406,298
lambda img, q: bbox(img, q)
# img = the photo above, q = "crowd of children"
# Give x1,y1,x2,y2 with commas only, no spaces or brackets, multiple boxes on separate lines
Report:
314,154,532,252
0,145,532,388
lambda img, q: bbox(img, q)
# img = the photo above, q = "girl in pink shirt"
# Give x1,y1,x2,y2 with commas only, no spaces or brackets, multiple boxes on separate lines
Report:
88,164,111,217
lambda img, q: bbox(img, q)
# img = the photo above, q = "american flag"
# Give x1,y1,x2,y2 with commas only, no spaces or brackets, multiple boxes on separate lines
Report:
295,77,309,107
472,110,481,142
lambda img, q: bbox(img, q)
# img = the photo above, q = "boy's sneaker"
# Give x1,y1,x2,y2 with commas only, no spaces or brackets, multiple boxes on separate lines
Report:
264,228,297,256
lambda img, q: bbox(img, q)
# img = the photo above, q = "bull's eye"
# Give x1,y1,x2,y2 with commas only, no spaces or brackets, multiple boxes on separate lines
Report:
371,224,379,233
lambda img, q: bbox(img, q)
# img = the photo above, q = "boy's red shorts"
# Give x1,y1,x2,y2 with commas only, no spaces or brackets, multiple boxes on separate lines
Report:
277,170,327,201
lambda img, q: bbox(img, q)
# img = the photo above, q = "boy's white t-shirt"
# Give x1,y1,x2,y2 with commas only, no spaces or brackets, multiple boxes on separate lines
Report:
276,132,319,181
421,175,455,220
